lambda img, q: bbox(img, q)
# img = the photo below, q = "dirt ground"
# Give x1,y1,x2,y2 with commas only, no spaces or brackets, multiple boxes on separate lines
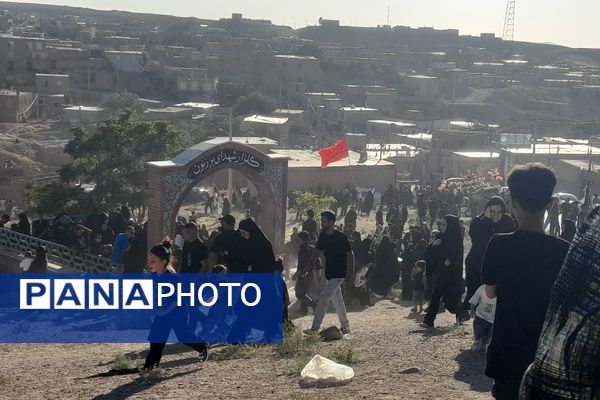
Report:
0,297,492,400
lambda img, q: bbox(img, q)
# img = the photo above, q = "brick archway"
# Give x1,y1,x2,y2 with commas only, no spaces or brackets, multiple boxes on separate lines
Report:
146,141,289,251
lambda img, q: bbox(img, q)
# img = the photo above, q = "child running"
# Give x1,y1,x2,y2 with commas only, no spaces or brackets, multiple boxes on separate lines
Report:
468,284,496,351
142,239,208,370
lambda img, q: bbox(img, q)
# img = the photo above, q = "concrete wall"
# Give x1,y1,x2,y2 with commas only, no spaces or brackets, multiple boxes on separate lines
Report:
0,92,33,122
287,164,396,192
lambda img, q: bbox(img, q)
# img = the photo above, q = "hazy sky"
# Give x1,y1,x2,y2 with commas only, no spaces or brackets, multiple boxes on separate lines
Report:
5,0,600,49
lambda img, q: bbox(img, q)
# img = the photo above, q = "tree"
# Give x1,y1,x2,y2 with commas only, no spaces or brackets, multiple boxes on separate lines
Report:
293,191,337,220
233,91,276,117
24,182,86,215
102,91,146,116
60,111,184,216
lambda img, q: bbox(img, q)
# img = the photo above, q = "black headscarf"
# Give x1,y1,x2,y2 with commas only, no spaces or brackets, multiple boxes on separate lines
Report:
370,236,401,296
439,215,465,309
238,218,276,273
485,196,507,214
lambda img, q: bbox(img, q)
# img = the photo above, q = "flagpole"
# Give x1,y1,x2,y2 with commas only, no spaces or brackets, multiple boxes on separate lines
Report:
345,133,357,188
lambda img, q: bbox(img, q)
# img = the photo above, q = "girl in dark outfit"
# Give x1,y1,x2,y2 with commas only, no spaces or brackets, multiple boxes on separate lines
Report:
143,240,208,370
422,215,468,328
369,236,401,296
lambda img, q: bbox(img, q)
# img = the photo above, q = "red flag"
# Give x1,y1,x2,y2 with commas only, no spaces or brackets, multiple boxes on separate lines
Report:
319,138,349,168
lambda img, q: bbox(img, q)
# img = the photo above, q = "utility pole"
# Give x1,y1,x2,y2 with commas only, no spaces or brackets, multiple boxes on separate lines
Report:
386,5,390,26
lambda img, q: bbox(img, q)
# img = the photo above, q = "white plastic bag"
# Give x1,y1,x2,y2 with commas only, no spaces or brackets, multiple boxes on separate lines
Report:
300,355,354,381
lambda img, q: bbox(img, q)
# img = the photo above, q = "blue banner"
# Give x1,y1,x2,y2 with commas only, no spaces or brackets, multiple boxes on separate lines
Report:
0,273,283,344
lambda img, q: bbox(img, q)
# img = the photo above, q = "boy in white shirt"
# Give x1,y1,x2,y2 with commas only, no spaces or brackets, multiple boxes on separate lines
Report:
469,284,496,351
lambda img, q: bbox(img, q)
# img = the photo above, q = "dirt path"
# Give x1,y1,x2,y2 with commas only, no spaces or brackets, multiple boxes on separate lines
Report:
0,296,492,400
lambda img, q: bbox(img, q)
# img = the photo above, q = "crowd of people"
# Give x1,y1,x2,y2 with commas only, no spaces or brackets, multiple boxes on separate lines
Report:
283,164,600,399
6,162,600,398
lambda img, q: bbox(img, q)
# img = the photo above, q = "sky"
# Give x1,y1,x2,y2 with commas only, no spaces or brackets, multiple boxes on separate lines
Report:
5,0,600,49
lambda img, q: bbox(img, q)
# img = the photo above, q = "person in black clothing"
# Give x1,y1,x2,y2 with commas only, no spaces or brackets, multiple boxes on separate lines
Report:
411,260,426,313
560,218,577,242
0,214,9,228
237,218,277,273
305,211,354,334
32,212,50,239
428,197,439,229
109,210,127,236
97,221,115,245
204,194,214,215
122,226,146,273
302,209,318,242
235,218,288,337
482,163,570,400
464,196,516,310
142,240,208,370
294,231,319,315
375,206,384,227
369,236,401,297
362,189,375,217
16,212,30,235
422,214,468,328
28,246,48,273
344,206,358,233
222,197,231,217
208,215,245,272
179,222,208,273
400,242,419,301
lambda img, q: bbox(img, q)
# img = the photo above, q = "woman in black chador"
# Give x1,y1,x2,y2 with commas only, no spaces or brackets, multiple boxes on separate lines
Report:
369,236,401,297
422,215,468,328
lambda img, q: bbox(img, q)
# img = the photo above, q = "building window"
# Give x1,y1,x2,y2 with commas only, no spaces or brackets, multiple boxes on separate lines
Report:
44,81,48,87
7,61,14,71
459,140,466,149
36,42,42,50
50,60,56,69
26,59,33,71
27,42,32,50
8,41,14,49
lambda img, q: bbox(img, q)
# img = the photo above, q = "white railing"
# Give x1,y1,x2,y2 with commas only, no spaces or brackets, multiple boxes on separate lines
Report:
0,228,123,273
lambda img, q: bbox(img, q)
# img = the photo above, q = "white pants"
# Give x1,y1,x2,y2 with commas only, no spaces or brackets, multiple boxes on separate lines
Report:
311,278,349,330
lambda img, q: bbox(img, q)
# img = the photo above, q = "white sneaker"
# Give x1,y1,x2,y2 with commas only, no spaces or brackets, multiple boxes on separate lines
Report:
341,326,351,335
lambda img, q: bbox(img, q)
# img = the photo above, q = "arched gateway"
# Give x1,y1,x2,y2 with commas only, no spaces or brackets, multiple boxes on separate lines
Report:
146,140,289,251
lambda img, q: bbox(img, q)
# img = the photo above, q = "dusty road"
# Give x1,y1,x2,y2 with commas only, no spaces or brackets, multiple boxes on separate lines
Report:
0,295,492,400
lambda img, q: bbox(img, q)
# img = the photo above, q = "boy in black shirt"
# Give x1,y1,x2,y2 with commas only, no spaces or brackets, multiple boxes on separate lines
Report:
482,163,570,400
179,222,209,273
304,211,354,335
